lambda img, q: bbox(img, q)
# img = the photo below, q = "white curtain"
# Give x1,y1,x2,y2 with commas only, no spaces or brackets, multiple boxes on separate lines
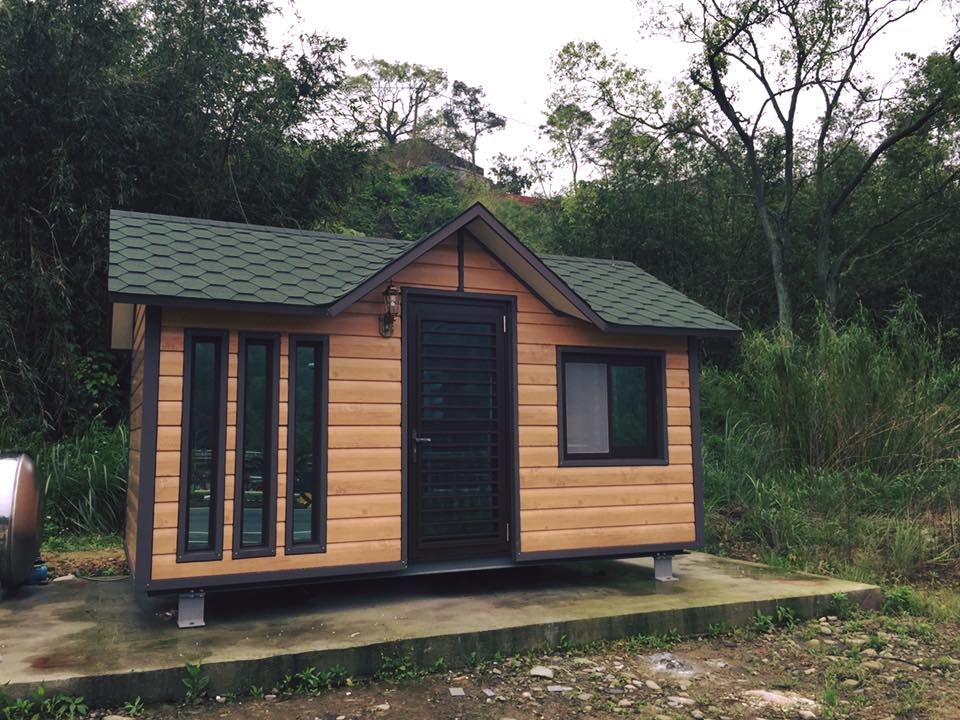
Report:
564,362,609,454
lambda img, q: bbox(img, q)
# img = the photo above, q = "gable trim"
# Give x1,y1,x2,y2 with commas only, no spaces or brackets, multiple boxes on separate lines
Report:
324,203,606,328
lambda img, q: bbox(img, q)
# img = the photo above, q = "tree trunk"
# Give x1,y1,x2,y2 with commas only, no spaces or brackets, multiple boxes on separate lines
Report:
816,213,839,318
757,209,793,329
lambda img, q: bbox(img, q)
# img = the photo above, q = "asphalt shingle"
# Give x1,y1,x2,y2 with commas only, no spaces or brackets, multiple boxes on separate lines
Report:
109,210,739,334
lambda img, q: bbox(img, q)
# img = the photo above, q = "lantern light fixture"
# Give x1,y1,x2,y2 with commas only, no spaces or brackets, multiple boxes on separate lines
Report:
379,283,401,337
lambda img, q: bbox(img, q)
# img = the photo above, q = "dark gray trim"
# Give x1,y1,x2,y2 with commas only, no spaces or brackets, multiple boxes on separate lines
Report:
135,306,161,594
232,332,280,560
109,291,327,317
689,337,705,548
555,346,669,467
145,560,397,595
144,545,692,596
176,329,229,563
457,230,465,292
603,322,740,339
400,297,410,568
516,543,689,563
284,334,330,555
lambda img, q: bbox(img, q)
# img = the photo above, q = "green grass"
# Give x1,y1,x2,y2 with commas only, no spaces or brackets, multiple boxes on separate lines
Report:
0,419,128,537
702,297,960,588
41,533,122,553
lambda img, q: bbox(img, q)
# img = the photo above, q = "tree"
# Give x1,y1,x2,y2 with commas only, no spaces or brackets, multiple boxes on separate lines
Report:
552,2,960,327
441,80,505,165
0,0,365,437
490,154,532,194
541,102,598,186
340,59,447,145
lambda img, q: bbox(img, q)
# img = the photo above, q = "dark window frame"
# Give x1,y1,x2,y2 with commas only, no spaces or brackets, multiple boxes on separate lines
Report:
232,332,280,559
285,334,329,555
177,329,228,563
557,346,669,467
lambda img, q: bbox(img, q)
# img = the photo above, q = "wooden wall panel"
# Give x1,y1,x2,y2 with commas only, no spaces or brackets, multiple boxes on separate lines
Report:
125,304,146,573
146,232,699,583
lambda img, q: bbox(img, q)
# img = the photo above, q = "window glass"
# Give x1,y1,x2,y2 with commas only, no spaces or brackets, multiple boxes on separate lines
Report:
564,362,610,454
292,342,321,545
186,338,220,551
610,364,650,453
239,340,271,548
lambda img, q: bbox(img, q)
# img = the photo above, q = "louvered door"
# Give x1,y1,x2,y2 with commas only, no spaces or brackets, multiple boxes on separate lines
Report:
407,294,513,563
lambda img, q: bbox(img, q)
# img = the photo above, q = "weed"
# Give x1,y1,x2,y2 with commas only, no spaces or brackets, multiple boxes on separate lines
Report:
753,610,774,634
183,662,209,703
249,686,265,700
376,653,422,683
826,592,857,620
883,586,925,616
707,621,732,638
0,686,88,720
864,633,887,652
628,629,681,651
775,605,797,629
556,634,575,653
278,665,349,695
895,680,926,716
123,696,144,718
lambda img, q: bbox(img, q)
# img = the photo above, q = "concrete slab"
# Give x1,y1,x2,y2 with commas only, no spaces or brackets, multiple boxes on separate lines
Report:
0,553,878,704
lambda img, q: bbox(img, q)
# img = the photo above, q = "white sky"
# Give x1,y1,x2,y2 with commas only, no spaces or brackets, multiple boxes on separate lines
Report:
270,1,955,180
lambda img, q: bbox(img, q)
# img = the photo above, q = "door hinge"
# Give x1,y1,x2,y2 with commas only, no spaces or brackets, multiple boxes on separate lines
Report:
506,522,510,542
502,314,507,333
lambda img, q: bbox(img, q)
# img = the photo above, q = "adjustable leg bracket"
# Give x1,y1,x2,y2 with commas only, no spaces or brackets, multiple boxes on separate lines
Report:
177,590,206,628
654,554,678,583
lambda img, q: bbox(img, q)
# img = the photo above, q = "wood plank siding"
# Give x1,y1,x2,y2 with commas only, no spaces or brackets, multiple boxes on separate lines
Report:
147,235,697,582
125,304,146,573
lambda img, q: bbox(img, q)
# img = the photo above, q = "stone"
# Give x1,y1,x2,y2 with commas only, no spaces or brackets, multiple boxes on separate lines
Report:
264,694,277,701
577,693,594,701
862,661,884,671
862,649,878,657
482,688,496,698
798,711,818,720
605,687,625,695
645,679,662,691
617,699,634,707
547,685,573,693
52,574,76,582
668,696,695,706
692,712,705,720
104,716,132,720
374,703,390,711
448,687,465,697
529,665,554,679
819,626,833,636
656,715,674,720
804,667,817,675
805,639,822,649
572,658,595,666
678,680,691,691
841,679,860,688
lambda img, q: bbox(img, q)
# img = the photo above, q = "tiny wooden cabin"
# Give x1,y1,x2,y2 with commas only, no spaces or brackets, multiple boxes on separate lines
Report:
109,204,738,626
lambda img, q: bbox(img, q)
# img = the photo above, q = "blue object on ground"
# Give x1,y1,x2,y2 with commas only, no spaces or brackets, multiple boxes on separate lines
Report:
26,563,48,585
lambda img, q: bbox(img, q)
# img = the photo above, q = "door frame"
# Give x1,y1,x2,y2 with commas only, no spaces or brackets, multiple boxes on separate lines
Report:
400,287,520,567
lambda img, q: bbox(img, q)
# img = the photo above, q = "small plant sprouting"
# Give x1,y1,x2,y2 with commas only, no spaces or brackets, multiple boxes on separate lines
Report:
249,685,265,700
556,634,576,653
0,686,88,720
183,661,210,703
123,695,145,718
707,621,732,638
753,610,775,634
826,592,857,621
629,629,681,651
882,585,924,616
775,605,798,629
376,652,422,683
278,665,350,695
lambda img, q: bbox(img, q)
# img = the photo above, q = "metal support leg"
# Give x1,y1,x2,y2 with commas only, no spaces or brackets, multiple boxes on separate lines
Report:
177,590,206,628
654,554,677,582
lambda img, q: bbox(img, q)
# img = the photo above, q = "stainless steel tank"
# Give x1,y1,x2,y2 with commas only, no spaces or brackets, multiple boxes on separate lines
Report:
0,454,42,593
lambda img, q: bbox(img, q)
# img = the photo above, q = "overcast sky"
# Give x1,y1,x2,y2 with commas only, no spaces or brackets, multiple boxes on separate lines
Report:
270,1,954,179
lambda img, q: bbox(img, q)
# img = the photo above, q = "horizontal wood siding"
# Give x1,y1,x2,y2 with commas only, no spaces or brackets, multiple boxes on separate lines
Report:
146,233,696,583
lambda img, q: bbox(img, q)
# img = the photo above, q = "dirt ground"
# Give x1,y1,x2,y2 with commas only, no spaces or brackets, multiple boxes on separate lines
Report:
128,611,959,720
42,547,128,579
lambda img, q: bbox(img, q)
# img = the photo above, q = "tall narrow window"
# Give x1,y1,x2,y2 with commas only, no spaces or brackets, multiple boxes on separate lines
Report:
178,331,227,561
286,335,328,553
233,333,279,558
559,348,667,466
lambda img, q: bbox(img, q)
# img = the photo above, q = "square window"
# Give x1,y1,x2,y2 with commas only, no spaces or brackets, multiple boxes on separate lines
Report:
560,350,665,464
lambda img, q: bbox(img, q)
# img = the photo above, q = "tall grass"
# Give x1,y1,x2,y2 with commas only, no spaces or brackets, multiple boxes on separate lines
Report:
703,297,960,581
0,420,128,536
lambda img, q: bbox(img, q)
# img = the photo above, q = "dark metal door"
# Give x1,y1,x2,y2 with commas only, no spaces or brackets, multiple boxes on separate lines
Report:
407,294,513,563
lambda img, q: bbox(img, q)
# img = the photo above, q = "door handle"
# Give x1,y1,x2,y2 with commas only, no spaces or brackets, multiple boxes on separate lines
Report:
413,434,432,443
412,433,431,463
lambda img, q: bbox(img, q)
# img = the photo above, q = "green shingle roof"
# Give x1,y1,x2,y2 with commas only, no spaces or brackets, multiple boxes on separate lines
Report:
109,209,739,335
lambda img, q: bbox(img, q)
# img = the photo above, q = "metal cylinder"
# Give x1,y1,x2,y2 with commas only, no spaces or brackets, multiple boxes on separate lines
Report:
0,454,42,593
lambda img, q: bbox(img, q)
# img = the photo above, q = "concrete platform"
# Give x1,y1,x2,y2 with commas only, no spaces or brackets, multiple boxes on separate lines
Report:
0,553,879,704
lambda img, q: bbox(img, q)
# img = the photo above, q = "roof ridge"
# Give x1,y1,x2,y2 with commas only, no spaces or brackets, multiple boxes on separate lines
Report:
110,209,408,246
541,252,638,267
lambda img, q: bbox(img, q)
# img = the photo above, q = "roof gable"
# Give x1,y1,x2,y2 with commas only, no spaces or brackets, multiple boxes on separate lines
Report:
108,205,740,335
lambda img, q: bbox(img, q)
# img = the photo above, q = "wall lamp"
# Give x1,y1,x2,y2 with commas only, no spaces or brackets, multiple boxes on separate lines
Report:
379,283,401,338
